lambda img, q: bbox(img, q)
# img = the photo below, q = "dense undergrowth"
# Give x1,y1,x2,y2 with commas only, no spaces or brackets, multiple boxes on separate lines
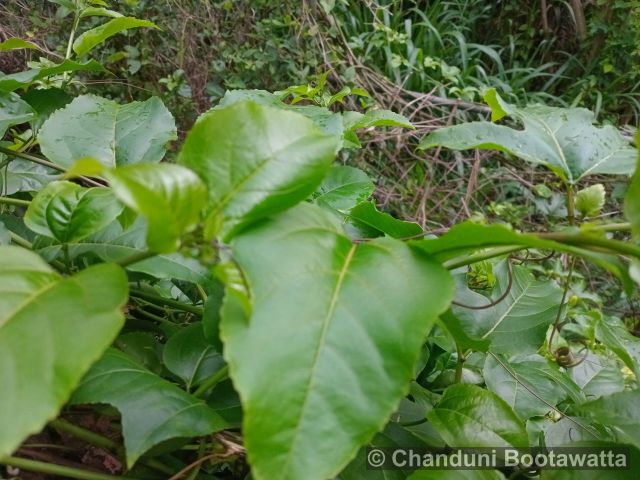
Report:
1,1,640,480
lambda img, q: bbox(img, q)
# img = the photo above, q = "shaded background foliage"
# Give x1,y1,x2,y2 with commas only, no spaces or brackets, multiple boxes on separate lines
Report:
2,0,638,242
2,0,637,308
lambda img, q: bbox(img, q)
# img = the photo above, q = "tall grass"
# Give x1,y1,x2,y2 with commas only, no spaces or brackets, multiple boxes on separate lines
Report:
333,0,640,122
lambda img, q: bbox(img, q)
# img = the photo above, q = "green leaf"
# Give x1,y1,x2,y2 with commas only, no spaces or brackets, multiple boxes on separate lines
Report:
0,92,34,138
483,87,513,122
483,354,583,420
343,109,414,131
569,352,625,401
39,94,176,169
595,315,640,379
349,201,423,239
115,332,162,374
21,87,73,132
450,263,564,356
179,101,339,239
79,7,124,18
0,222,10,245
624,132,640,239
319,0,336,14
24,181,123,243
0,247,127,458
0,159,58,195
575,184,606,218
314,165,374,212
527,416,610,447
73,17,158,57
71,349,227,467
0,60,106,92
426,384,528,448
37,218,210,283
438,310,491,352
220,203,453,480
419,89,637,183
162,322,224,390
0,38,40,51
104,163,207,252
578,390,640,450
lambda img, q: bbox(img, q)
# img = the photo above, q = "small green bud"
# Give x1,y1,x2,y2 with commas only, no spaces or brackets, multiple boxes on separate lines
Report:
575,184,605,218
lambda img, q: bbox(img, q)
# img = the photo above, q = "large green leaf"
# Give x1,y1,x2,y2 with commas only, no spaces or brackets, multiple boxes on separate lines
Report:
0,60,106,92
24,181,123,243
36,218,210,283
419,89,637,184
38,94,176,169
314,165,374,212
0,159,58,195
450,263,563,356
578,390,640,450
71,349,227,467
426,384,528,448
0,247,127,458
104,163,207,252
179,101,340,239
220,203,453,480
595,315,640,379
162,322,224,391
73,17,158,57
569,352,625,401
0,92,34,138
624,132,640,239
483,354,584,420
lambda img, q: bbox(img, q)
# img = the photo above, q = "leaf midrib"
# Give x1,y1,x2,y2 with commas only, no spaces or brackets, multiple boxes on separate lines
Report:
481,281,532,339
280,243,357,473
1,277,59,331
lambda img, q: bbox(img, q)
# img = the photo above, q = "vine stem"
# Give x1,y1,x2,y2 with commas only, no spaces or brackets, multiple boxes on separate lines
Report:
566,183,575,226
444,246,524,270
0,456,138,480
116,250,157,268
454,344,465,383
50,419,175,476
0,196,30,207
540,232,640,259
50,419,115,450
0,146,103,188
548,256,576,352
586,222,631,232
62,9,81,84
193,365,230,398
129,288,203,315
9,232,67,271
